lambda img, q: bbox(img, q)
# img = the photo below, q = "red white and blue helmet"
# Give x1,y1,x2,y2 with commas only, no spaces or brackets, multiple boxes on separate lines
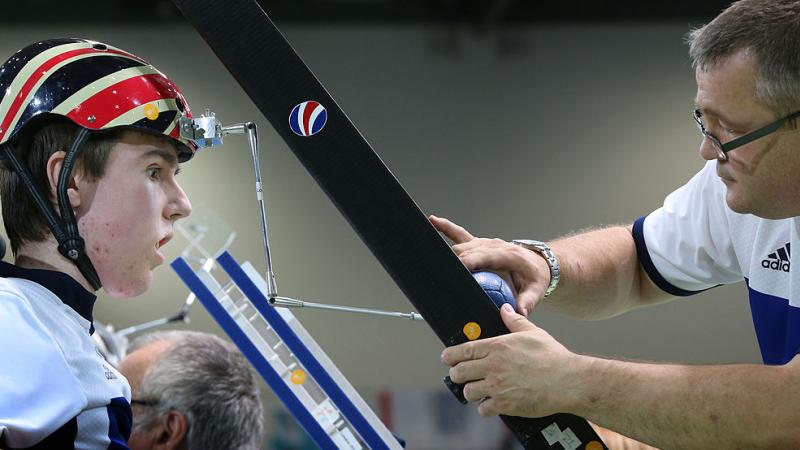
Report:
0,37,198,162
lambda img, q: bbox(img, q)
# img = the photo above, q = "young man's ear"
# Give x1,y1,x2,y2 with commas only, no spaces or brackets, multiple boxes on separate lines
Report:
152,410,189,450
45,150,83,209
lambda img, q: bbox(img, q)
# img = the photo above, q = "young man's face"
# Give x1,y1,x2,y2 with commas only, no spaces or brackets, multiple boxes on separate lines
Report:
695,49,800,219
76,131,191,297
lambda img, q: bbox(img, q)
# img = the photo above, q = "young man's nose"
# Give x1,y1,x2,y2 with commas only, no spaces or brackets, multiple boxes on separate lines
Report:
166,184,192,221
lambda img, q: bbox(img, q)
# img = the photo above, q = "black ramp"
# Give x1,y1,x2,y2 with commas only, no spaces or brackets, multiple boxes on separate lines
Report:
172,1,607,448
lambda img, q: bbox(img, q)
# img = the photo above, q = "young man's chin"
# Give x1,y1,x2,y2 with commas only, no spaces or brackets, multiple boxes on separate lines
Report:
102,272,154,299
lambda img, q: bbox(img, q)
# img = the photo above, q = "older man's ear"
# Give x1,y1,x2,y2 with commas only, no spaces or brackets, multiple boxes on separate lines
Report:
151,411,189,450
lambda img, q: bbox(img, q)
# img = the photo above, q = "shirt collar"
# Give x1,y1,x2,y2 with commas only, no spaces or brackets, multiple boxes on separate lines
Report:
0,261,97,332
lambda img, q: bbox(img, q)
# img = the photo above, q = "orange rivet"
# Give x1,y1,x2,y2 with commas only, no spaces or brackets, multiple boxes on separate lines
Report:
290,369,306,385
585,441,604,450
463,322,481,340
143,103,159,120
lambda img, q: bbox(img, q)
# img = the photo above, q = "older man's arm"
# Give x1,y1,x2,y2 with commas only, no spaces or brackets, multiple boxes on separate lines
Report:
443,306,800,450
430,216,671,318
574,354,800,449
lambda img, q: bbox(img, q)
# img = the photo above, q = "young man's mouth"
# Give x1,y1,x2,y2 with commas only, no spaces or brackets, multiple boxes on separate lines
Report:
156,234,173,250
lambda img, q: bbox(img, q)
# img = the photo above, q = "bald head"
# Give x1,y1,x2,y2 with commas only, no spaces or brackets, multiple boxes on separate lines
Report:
119,340,173,395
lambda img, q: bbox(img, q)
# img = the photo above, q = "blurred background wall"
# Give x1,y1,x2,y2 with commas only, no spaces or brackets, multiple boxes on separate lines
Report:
0,1,759,448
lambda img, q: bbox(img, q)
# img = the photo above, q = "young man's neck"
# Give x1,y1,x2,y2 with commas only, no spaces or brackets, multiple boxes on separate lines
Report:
15,235,96,293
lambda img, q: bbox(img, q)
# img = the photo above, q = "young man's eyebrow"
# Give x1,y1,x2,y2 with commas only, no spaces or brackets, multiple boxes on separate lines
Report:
139,148,179,166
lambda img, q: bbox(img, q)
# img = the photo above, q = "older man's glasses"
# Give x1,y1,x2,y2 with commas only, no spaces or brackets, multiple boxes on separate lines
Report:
692,108,800,160
130,399,158,407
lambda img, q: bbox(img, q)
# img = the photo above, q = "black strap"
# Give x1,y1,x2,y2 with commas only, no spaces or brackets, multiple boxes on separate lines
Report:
56,128,101,290
2,143,69,244
172,0,607,448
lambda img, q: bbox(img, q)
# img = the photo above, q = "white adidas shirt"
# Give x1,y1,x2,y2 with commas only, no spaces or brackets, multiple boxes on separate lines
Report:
633,160,799,364
0,263,131,449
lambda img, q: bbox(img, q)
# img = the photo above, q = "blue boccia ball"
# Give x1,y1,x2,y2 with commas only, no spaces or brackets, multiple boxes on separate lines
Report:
472,271,517,311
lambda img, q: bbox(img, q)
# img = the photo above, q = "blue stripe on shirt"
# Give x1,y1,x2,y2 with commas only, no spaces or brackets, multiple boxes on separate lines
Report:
746,279,800,365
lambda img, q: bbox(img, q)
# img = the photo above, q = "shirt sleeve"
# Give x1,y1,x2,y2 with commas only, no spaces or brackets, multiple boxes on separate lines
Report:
0,290,87,448
632,161,743,296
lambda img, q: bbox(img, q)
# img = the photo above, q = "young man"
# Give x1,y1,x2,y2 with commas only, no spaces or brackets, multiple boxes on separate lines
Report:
118,331,264,450
434,0,800,448
0,38,205,449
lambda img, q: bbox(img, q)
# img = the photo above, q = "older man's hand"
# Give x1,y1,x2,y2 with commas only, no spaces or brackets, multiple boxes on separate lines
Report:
429,215,552,316
441,303,585,418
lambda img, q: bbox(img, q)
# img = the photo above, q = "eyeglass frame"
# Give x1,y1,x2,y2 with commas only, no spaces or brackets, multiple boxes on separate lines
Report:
692,108,800,160
130,398,159,407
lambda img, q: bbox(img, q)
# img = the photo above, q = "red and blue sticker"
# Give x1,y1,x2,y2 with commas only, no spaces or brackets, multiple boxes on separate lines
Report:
289,100,327,137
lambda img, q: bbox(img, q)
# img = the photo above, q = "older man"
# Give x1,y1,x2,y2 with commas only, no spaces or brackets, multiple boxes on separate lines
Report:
434,0,800,448
119,331,264,450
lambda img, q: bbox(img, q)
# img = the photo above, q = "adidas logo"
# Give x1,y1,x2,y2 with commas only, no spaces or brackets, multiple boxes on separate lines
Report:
761,242,790,273
103,364,117,380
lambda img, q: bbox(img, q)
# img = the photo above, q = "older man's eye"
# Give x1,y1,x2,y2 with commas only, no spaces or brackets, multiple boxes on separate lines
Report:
720,125,739,137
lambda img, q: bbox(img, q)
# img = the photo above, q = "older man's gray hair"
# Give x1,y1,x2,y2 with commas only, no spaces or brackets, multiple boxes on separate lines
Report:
129,330,264,450
687,0,800,116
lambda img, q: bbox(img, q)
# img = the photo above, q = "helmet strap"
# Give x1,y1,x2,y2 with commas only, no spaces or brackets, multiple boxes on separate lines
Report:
2,144,68,243
56,128,101,290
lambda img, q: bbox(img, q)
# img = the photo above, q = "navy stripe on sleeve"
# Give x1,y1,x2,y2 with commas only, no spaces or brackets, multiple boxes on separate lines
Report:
632,215,705,297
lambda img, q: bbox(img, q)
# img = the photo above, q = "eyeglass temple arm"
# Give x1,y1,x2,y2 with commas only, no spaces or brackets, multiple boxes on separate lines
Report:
722,110,800,154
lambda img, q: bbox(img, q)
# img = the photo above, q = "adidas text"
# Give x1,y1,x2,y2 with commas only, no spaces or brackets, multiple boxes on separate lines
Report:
761,259,790,272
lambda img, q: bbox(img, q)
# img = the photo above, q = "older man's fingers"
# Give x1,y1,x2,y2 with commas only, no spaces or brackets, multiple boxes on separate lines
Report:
462,380,492,402
477,397,501,417
441,339,491,367
447,358,490,385
429,215,475,244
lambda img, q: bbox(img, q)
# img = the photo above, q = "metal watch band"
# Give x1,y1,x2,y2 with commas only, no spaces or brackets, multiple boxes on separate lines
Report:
511,239,560,297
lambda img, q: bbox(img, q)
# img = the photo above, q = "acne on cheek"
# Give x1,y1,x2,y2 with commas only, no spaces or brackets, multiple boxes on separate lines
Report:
92,245,111,255
79,219,123,252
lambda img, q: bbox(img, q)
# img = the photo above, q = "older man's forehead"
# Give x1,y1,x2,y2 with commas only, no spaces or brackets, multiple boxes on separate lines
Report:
119,340,174,390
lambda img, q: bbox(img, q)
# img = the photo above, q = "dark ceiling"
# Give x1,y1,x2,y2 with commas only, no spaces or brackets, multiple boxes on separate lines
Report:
3,0,732,26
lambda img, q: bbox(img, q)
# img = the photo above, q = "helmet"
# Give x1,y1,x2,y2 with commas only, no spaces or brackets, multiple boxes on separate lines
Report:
0,37,198,162
0,38,205,290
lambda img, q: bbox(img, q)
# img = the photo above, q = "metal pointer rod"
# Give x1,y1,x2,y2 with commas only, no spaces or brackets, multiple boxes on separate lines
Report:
269,296,424,321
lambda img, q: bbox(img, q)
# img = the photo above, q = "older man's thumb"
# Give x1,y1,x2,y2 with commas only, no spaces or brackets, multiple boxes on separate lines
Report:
500,303,535,332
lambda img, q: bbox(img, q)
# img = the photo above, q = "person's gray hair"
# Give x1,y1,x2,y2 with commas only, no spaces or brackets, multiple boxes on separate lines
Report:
129,330,264,450
687,0,800,116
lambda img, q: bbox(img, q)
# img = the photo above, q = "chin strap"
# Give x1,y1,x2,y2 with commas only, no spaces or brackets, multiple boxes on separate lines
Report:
2,128,102,290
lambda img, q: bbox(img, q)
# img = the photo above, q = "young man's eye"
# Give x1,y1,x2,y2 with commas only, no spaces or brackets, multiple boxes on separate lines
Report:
147,167,161,180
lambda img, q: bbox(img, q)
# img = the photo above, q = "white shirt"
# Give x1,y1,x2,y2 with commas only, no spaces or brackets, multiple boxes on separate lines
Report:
0,262,131,449
634,161,800,364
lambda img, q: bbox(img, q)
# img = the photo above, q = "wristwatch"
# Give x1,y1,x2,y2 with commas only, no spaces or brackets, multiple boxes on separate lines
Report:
511,239,560,297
